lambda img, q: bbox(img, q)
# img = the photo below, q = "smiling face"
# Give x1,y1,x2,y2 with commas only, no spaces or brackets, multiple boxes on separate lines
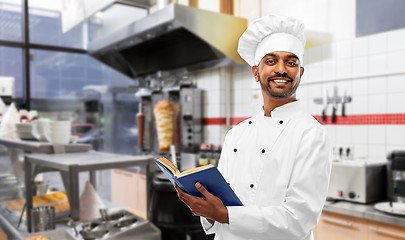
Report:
252,51,304,101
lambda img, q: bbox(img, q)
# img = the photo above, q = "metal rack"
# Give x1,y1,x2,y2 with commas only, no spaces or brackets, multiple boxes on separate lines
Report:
24,151,155,233
0,138,92,197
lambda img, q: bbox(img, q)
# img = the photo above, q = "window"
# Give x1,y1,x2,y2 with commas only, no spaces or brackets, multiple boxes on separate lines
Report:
0,0,23,42
0,46,23,98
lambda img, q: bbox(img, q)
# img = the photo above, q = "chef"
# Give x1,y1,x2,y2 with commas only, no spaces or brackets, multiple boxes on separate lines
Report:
175,14,332,240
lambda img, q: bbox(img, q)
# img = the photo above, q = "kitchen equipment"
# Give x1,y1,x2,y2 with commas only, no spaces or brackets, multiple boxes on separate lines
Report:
321,90,328,122
88,3,247,78
142,83,202,154
149,173,206,240
342,90,347,116
32,181,48,196
374,201,405,216
65,209,160,240
327,160,386,203
180,86,202,153
331,86,337,123
387,151,405,202
31,206,55,232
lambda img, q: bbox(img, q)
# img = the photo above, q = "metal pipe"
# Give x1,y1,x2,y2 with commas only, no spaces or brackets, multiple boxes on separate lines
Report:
23,0,30,110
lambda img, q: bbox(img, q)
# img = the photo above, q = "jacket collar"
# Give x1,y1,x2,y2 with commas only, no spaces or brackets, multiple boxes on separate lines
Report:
260,100,303,119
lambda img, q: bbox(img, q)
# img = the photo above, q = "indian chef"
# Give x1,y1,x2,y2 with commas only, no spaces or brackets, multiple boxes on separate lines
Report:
175,14,332,240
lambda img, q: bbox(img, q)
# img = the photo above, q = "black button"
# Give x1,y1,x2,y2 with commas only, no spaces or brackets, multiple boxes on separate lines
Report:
250,184,254,188
279,120,283,124
234,148,237,152
261,149,265,153
249,121,252,124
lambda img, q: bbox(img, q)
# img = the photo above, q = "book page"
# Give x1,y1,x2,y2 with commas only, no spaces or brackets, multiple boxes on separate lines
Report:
156,157,179,175
177,164,214,177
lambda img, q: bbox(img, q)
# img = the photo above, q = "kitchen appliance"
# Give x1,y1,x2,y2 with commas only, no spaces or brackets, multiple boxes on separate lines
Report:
149,173,208,240
179,86,202,153
327,160,386,203
88,3,247,78
138,81,203,155
387,151,405,202
66,209,160,240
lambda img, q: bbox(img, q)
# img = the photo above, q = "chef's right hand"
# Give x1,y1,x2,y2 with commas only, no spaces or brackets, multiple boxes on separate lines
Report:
174,183,229,224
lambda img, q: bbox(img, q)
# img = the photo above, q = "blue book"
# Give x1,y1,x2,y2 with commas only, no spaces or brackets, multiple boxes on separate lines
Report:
154,157,243,206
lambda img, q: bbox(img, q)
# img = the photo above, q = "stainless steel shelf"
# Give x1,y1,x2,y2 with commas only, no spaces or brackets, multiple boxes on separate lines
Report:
0,138,92,154
0,138,92,186
24,152,156,233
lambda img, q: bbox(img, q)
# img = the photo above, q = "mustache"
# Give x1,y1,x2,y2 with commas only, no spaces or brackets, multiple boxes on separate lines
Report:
267,73,293,82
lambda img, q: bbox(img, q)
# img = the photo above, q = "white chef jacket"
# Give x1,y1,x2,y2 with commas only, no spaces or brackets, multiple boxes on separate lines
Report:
201,101,332,240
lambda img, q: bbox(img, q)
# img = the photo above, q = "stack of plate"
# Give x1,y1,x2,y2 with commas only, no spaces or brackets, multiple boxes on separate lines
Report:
32,119,50,141
45,121,71,144
15,123,36,140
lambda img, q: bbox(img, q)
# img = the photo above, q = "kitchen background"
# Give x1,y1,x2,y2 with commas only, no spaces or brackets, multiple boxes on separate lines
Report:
194,0,405,163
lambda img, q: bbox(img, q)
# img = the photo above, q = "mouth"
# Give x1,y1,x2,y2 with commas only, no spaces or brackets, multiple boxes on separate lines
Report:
268,77,292,86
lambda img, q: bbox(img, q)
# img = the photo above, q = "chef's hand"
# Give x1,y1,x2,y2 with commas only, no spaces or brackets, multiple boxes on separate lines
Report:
174,182,229,224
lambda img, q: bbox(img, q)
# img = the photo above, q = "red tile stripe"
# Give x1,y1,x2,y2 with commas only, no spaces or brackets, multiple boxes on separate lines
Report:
203,113,405,126
313,113,405,125
203,118,227,125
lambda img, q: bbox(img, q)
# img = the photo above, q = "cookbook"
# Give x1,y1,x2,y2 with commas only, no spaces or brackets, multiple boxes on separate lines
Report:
154,157,243,206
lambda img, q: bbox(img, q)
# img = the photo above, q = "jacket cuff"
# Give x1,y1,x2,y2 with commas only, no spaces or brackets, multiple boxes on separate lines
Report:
200,217,218,234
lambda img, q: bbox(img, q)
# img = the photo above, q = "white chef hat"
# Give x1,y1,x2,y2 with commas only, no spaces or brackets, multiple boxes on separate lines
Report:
237,14,306,67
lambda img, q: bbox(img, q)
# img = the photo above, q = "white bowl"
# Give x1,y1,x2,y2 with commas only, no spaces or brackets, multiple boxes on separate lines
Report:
49,120,71,128
45,131,71,144
49,126,71,132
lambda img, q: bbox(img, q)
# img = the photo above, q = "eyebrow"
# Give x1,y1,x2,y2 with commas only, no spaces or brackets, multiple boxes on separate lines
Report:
263,53,299,59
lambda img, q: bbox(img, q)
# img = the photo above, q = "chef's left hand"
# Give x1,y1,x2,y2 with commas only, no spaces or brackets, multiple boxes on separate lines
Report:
174,182,229,224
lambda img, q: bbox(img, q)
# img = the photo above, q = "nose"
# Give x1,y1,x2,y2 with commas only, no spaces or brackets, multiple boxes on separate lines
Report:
274,61,287,75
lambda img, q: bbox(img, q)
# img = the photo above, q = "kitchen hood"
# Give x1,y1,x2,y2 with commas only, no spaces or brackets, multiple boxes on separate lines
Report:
87,3,247,78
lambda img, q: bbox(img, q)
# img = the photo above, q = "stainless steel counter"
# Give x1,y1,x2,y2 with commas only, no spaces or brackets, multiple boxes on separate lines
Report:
324,200,405,227
24,152,156,232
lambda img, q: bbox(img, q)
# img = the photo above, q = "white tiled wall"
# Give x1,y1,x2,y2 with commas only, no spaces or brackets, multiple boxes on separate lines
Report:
298,28,405,160
185,2,405,159
193,27,405,160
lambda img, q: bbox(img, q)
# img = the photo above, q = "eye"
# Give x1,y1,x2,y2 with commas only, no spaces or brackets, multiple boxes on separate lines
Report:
265,59,275,64
287,61,298,66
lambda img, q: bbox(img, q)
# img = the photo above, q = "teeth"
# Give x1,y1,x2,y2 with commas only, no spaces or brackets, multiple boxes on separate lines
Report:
273,80,288,83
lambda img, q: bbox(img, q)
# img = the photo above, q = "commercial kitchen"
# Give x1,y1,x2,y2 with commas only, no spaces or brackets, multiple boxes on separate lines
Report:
0,0,405,239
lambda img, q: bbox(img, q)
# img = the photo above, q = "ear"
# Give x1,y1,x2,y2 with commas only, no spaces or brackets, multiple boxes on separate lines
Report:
252,65,259,82
300,67,304,78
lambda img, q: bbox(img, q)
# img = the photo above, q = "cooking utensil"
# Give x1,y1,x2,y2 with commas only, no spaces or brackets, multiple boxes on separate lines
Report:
342,90,347,117
31,206,55,232
99,208,109,221
332,86,337,123
33,180,48,196
321,90,329,122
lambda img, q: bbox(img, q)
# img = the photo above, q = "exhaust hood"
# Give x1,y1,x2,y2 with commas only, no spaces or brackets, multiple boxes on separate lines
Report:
87,3,247,78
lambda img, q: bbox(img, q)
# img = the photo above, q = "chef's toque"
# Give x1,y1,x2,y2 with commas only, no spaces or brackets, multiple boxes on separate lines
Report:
237,14,306,67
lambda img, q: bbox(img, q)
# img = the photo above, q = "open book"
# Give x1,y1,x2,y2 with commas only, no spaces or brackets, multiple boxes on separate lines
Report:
154,157,243,206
